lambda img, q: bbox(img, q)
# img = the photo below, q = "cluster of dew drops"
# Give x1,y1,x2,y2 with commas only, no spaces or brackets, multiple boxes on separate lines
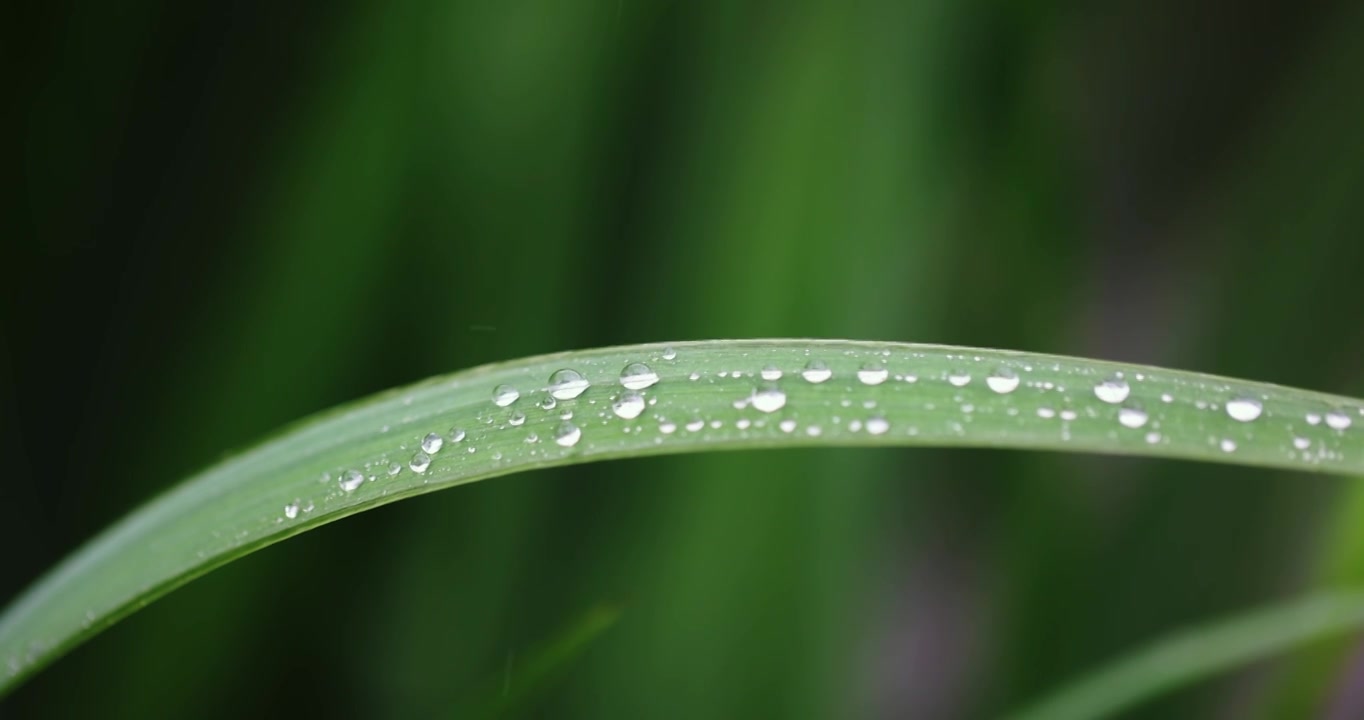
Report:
281,348,1363,522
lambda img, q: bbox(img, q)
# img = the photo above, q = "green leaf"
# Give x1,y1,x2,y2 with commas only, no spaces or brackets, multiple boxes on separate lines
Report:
1005,591,1364,720
3,339,1362,696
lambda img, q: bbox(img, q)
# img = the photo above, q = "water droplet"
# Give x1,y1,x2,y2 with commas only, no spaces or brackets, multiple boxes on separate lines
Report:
1226,397,1263,423
857,363,889,386
801,360,832,384
450,428,467,443
539,395,558,411
492,384,520,407
340,470,364,493
1037,407,1056,419
948,370,971,387
685,419,705,432
659,347,678,361
866,416,889,435
736,419,751,430
779,419,797,433
508,412,526,427
620,362,660,390
1118,405,1149,429
554,421,582,447
986,367,1020,394
1306,412,1323,426
1220,439,1238,453
409,452,431,473
1060,410,1078,421
284,502,299,520
1145,431,1161,444
1327,411,1353,430
806,425,823,437
1093,376,1130,404
1293,437,1312,450
761,365,783,381
421,433,444,454
387,462,402,476
525,432,539,443
1161,393,1174,404
548,369,590,400
751,386,787,413
612,391,646,419
659,421,677,434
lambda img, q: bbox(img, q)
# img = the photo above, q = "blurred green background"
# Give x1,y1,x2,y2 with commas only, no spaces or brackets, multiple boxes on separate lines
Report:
6,0,1364,717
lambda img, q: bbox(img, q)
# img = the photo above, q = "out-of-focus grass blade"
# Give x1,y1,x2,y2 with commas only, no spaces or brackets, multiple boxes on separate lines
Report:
2,339,1362,696
1006,592,1364,720
476,604,622,718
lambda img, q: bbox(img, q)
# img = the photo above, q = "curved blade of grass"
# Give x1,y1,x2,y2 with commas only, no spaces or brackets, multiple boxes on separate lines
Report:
3,339,1363,696
1005,591,1364,720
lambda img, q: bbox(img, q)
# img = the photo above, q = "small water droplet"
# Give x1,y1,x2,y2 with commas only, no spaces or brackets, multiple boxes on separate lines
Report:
508,412,526,427
340,470,364,493
736,419,752,430
866,417,889,435
492,384,520,407
1161,393,1174,404
1037,407,1056,419
806,425,823,437
554,421,582,447
525,432,539,443
387,462,402,476
409,451,432,473
779,419,797,433
751,386,787,413
801,360,832,384
1306,412,1323,426
539,395,558,411
421,433,444,453
1293,437,1312,450
686,419,705,432
1226,397,1263,422
986,367,1020,394
612,391,646,419
857,363,888,386
450,428,466,443
662,347,677,360
620,362,660,390
1094,376,1130,404
1327,411,1353,430
1220,439,1238,453
284,502,299,520
948,370,971,387
1060,410,1078,421
548,369,590,400
761,365,783,381
1145,432,1162,444
659,421,677,434
1118,405,1149,429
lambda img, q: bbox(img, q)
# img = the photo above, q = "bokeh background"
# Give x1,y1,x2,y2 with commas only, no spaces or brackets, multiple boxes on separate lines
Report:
6,0,1364,717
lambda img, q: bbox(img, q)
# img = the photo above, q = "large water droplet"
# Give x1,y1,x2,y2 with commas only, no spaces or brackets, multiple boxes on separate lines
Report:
866,416,889,435
612,391,646,419
1118,405,1149,429
1327,411,1353,430
761,365,783,381
751,386,787,413
857,363,888,386
421,433,444,454
801,360,832,384
620,362,660,390
986,367,1020,394
548,369,590,400
1226,397,1263,423
409,451,431,473
554,421,582,447
1094,376,1130,404
340,470,364,493
492,384,520,407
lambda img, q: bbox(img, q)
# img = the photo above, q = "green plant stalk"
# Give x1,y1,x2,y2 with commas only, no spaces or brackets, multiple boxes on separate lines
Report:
1006,591,1364,720
3,339,1362,697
